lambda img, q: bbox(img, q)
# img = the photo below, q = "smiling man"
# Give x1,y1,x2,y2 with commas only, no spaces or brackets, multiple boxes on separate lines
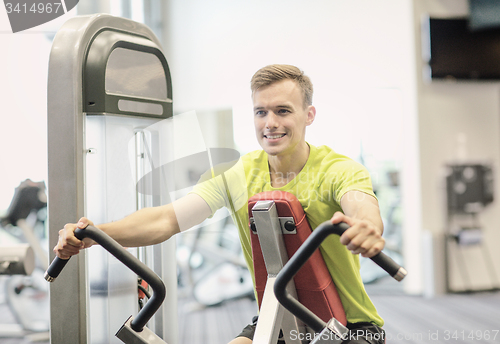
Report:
55,64,386,344
253,75,315,189
223,65,386,344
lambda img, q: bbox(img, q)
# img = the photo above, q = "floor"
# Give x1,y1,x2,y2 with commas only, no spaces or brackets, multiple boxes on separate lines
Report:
372,291,500,343
1,276,500,343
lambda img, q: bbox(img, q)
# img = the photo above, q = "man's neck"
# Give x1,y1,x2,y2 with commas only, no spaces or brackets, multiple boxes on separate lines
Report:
268,142,310,188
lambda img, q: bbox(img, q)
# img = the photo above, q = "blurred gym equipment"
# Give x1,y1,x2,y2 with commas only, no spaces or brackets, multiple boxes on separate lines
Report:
0,180,49,340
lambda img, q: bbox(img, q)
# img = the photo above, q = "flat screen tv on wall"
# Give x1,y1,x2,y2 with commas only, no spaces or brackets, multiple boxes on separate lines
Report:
424,17,500,80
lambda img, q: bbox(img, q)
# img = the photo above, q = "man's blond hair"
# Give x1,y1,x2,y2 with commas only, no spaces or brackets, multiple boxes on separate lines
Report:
251,64,313,108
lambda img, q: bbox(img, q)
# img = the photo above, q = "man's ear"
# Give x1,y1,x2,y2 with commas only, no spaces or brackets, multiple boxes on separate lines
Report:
306,105,316,126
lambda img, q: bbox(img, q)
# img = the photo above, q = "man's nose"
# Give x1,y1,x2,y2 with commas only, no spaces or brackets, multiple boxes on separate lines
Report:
266,111,278,129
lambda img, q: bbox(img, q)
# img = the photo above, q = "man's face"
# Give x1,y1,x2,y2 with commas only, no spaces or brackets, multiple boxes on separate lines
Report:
252,79,315,158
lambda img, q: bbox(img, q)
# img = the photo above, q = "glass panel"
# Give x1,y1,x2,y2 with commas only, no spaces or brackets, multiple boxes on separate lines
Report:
106,48,167,100
85,115,164,343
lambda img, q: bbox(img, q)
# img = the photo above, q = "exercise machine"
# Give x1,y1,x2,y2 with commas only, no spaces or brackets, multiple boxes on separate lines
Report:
47,13,248,344
46,225,168,344
46,12,406,344
0,180,50,340
187,214,254,307
45,189,406,344
1,179,48,270
249,191,406,344
0,244,35,276
274,221,405,344
47,13,177,344
44,191,406,344
0,244,36,338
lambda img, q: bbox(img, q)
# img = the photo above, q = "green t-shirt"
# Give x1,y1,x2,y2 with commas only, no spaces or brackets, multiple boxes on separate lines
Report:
191,144,384,326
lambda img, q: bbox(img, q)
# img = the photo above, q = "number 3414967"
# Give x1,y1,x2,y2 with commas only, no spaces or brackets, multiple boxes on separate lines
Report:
443,330,498,341
5,3,63,14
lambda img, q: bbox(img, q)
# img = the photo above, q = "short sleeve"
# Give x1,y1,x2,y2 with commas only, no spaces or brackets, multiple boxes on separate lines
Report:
189,158,248,216
331,160,376,204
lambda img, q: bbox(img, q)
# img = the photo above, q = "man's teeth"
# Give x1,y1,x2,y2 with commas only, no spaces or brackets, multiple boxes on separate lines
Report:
266,134,285,139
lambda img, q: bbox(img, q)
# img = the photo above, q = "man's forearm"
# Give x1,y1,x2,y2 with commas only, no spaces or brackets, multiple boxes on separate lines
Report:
98,204,179,247
350,200,384,236
54,194,212,259
94,193,213,248
340,191,384,235
336,191,385,257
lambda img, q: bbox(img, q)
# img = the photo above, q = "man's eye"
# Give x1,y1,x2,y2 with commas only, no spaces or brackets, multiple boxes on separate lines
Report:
278,109,290,114
255,110,266,116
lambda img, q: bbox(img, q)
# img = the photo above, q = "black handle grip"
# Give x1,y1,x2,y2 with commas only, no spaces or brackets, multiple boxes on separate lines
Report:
329,222,407,281
274,221,407,332
45,225,166,332
44,256,70,281
44,227,89,282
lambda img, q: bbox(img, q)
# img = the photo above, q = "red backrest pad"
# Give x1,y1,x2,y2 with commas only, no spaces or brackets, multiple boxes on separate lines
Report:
248,191,347,326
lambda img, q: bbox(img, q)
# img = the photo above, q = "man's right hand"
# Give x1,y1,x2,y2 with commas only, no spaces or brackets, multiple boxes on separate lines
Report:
54,217,96,259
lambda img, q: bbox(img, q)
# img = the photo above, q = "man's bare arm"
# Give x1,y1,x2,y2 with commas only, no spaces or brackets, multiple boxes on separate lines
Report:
54,193,212,258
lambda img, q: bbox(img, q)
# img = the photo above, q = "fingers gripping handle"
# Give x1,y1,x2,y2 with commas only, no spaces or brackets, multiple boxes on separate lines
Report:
308,221,407,280
44,227,87,282
45,225,166,332
274,221,407,332
329,222,408,281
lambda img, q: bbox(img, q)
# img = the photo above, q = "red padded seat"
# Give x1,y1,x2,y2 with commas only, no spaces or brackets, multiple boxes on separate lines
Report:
248,191,347,326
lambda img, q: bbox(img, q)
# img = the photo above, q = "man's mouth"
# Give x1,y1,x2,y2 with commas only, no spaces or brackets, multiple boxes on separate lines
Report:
264,133,286,139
